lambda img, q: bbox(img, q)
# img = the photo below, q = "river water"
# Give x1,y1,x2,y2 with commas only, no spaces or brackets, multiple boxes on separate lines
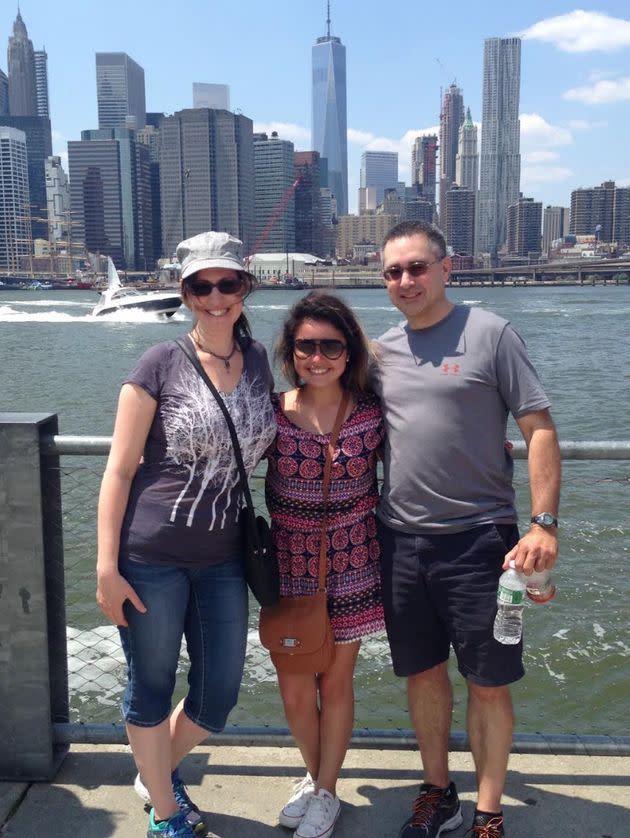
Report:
1,285,629,737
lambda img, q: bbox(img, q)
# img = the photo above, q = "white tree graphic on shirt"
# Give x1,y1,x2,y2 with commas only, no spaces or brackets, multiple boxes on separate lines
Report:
162,367,274,529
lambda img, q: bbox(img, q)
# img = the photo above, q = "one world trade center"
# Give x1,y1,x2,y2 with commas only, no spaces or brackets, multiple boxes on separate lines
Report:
311,4,348,217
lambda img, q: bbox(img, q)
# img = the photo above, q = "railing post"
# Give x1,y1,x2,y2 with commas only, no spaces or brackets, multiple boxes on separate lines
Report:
0,413,69,780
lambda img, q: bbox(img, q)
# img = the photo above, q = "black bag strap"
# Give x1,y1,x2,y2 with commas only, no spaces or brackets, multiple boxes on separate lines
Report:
175,336,261,545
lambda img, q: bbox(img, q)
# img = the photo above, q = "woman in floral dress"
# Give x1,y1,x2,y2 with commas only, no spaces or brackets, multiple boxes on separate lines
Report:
265,291,385,838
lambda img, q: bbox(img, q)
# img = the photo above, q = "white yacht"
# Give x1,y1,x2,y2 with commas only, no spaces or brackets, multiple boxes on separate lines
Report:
92,258,182,318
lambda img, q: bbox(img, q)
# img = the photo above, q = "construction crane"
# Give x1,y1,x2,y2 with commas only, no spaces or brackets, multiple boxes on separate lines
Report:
246,175,302,262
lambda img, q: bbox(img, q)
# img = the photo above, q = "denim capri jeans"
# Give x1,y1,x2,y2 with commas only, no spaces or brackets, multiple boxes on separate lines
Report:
118,554,248,733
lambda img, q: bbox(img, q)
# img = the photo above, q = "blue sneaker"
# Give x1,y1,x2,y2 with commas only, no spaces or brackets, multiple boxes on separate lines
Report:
147,808,196,837
135,772,206,834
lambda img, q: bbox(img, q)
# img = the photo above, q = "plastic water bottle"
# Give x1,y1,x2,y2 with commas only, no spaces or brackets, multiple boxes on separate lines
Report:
524,569,557,604
493,564,526,644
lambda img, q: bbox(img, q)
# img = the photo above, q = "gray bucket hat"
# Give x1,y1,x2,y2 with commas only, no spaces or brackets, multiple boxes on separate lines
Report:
177,231,256,282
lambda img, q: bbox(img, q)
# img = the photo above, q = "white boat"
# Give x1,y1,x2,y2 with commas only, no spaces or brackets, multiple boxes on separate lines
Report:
92,258,182,318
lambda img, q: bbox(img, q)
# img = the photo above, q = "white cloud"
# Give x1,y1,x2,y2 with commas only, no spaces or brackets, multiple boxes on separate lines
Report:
520,113,573,150
523,150,559,164
521,165,573,184
252,121,310,146
588,69,618,82
347,128,374,144
618,177,630,187
521,11,630,53
563,77,630,104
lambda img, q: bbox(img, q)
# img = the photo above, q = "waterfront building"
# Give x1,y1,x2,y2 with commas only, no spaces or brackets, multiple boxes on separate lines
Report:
136,123,162,259
411,134,437,203
360,151,398,206
192,83,230,110
34,50,49,119
455,107,478,193
443,185,475,256
0,126,31,270
0,69,9,116
404,196,434,224
570,181,616,243
68,127,154,269
159,107,254,258
358,186,377,214
613,188,630,250
506,196,542,258
294,151,322,257
44,155,70,243
96,53,146,131
319,186,336,257
542,206,569,257
382,188,404,218
477,37,521,257
439,83,464,218
0,114,53,241
7,11,37,117
253,132,295,254
336,213,398,259
312,7,348,215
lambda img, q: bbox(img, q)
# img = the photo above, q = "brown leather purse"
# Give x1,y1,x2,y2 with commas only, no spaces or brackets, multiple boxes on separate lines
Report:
258,392,350,675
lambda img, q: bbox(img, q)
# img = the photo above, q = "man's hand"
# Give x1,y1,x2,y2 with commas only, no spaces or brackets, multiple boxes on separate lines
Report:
504,526,558,574
96,569,146,627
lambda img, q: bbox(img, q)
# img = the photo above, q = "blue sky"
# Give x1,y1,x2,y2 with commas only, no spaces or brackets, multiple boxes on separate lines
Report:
2,1,629,213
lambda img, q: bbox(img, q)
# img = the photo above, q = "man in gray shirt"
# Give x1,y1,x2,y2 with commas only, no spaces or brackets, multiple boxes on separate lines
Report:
371,221,560,838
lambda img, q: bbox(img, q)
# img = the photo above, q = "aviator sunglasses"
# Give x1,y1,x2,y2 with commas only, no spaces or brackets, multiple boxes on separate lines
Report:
383,257,443,282
186,275,244,296
293,338,347,360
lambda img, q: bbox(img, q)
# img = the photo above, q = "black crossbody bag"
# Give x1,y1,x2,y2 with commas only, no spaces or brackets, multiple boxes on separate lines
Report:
176,337,280,607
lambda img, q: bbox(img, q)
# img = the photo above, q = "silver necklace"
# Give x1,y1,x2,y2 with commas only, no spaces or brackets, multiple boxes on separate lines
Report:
191,332,239,370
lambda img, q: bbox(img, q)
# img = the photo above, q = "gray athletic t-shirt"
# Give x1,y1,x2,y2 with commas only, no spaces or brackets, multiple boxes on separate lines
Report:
371,304,550,534
119,337,276,565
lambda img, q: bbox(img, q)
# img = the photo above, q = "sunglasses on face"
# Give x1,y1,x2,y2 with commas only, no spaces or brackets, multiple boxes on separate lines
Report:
293,338,347,360
383,258,443,282
186,276,244,296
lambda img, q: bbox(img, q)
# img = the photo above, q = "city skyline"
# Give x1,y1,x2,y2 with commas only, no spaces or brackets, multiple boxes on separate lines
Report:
0,2,629,217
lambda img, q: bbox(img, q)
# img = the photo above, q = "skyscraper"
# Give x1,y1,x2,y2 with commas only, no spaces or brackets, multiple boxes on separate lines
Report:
542,206,568,256
34,50,49,119
312,4,347,215
360,151,398,206
159,107,254,258
506,197,542,257
613,188,630,250
0,126,31,270
96,53,146,130
411,135,437,202
45,155,70,242
443,186,475,256
439,83,464,216
477,37,521,257
0,69,8,115
253,132,295,254
455,108,478,193
294,151,322,256
570,181,615,242
7,11,37,116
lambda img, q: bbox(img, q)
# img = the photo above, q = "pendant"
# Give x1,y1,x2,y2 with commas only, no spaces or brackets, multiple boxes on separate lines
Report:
224,359,231,371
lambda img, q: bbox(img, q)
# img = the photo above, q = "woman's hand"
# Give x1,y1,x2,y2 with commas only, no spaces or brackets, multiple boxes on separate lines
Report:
96,569,146,627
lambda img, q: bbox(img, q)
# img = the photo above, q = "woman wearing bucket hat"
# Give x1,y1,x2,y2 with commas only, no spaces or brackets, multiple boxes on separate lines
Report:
96,231,276,838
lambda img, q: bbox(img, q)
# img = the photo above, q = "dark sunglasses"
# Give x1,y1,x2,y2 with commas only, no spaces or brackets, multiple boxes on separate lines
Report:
186,276,244,296
383,258,443,282
293,338,347,360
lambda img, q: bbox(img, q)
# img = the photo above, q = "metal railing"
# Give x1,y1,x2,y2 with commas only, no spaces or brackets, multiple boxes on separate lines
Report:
1,417,629,780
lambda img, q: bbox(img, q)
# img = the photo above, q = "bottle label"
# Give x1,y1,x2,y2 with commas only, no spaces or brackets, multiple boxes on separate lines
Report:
497,585,524,605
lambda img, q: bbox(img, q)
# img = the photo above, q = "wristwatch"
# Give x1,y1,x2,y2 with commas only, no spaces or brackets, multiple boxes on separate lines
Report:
530,512,558,528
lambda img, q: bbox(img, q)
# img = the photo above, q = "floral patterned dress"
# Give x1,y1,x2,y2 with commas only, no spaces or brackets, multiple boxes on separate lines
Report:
265,392,386,643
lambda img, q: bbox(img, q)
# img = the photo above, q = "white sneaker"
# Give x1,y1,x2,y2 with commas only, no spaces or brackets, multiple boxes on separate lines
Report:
295,789,341,838
278,773,316,828
134,773,151,804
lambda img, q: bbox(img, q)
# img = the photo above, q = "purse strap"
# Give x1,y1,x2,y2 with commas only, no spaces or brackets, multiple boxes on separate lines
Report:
316,390,350,592
175,336,260,542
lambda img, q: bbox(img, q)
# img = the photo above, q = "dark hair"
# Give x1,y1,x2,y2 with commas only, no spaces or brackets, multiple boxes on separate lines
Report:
382,220,447,259
181,269,257,346
275,291,372,396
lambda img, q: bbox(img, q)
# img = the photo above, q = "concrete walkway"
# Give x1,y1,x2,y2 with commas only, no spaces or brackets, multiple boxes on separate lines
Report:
1,744,629,836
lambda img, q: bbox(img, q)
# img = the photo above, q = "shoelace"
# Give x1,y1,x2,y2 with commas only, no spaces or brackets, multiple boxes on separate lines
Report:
467,815,504,837
301,794,335,829
172,778,198,813
411,787,445,827
154,810,194,837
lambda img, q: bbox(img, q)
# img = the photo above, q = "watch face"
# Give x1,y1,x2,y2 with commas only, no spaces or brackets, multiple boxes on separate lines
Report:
535,513,556,527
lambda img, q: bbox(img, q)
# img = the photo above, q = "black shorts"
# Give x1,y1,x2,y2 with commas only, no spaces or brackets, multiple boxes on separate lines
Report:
378,520,525,687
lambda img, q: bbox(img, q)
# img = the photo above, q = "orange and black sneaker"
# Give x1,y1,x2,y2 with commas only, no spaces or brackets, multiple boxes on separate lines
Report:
467,811,505,837
399,781,463,837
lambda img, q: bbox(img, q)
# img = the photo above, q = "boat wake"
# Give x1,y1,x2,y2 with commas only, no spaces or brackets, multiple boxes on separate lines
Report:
0,303,188,324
